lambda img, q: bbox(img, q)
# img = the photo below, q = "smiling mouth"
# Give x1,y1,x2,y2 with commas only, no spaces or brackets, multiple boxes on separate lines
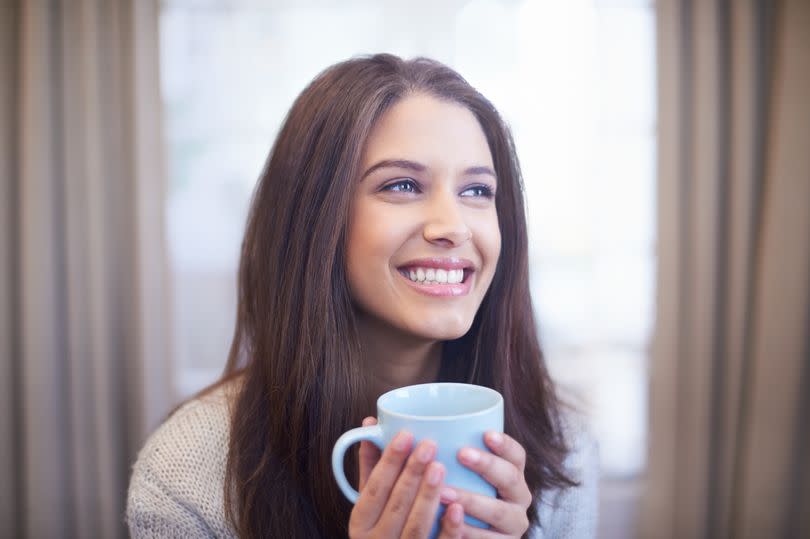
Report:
396,266,473,285
394,262,475,298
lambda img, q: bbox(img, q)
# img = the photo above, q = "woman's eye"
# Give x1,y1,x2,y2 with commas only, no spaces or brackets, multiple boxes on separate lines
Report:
381,178,420,194
460,185,495,198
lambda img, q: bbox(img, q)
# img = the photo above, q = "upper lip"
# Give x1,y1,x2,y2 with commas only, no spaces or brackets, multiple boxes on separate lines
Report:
397,257,475,271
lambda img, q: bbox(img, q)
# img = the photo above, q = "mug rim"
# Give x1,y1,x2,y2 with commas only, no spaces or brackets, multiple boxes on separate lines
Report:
377,382,503,421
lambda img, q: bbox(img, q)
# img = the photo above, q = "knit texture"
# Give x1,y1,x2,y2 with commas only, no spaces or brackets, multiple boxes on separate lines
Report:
126,386,599,538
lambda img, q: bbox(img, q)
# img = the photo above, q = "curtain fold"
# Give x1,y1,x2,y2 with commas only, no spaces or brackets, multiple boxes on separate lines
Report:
0,1,21,537
0,1,173,537
643,0,810,537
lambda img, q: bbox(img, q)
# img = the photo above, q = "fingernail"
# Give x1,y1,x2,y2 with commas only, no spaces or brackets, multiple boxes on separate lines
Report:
416,441,436,463
392,431,411,451
362,417,376,427
487,431,503,446
449,504,463,524
440,486,458,502
459,448,480,464
426,462,444,486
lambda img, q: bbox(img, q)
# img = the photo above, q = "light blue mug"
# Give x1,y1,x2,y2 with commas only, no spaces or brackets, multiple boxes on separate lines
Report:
332,382,504,536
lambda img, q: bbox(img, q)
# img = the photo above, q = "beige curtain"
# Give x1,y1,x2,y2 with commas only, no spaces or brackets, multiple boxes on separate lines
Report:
643,0,810,538
0,1,174,537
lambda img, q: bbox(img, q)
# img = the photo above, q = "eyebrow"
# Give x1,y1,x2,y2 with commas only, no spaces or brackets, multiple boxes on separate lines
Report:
360,159,497,181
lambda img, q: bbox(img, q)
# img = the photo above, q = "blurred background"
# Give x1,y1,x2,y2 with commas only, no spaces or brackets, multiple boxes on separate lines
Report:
1,0,808,538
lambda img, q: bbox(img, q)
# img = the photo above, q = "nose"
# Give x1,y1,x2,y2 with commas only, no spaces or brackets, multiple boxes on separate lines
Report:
422,189,472,247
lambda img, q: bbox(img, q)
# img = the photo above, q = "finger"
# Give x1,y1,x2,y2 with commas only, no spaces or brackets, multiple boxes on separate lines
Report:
401,461,445,538
484,431,526,473
437,503,464,539
358,417,381,491
375,439,437,537
457,447,532,507
350,430,413,531
456,525,511,539
439,487,529,535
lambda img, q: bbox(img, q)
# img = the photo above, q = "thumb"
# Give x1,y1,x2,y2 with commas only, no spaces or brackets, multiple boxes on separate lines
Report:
358,416,381,491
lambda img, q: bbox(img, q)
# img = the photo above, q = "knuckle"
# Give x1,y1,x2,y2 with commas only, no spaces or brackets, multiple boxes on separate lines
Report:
490,503,508,528
383,447,404,466
478,451,493,469
516,444,527,466
508,465,522,486
418,483,439,503
404,524,425,538
522,488,534,509
519,513,530,532
347,516,365,538
388,494,408,516
405,456,427,477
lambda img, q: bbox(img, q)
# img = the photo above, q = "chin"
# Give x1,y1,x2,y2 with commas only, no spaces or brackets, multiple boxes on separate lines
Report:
407,316,473,341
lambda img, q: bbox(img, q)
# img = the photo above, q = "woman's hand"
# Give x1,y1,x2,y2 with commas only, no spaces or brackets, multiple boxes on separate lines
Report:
349,417,466,538
439,432,533,538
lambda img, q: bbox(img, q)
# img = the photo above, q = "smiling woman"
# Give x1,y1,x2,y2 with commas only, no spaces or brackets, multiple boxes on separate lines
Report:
126,54,598,538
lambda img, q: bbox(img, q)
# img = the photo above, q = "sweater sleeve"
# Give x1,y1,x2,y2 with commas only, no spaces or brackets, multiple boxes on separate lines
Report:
127,461,216,538
125,391,236,538
533,420,600,538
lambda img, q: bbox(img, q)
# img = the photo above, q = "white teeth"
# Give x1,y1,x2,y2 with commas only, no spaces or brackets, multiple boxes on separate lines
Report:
403,267,466,285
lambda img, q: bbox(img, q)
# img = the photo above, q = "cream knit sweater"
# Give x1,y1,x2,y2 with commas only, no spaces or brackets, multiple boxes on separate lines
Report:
126,386,599,538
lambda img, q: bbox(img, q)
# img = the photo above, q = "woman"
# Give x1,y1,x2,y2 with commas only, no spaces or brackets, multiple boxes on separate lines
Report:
127,54,598,538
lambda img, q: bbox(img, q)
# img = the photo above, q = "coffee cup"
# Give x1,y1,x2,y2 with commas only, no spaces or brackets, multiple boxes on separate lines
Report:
332,382,504,535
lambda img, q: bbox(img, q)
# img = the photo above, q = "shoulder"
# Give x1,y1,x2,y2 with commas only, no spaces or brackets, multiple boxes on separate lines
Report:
533,409,600,538
126,383,237,538
558,410,600,484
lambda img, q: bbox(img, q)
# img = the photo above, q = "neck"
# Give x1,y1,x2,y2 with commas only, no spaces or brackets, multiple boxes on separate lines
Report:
356,313,442,401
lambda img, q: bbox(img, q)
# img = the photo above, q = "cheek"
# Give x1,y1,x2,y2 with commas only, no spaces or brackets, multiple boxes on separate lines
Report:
345,223,377,295
473,212,502,266
345,203,411,292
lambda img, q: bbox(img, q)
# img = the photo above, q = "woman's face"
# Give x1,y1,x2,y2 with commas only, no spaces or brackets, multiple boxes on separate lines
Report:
346,93,502,342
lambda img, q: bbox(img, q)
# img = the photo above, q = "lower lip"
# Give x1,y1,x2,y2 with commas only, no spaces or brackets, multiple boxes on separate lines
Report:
397,270,473,297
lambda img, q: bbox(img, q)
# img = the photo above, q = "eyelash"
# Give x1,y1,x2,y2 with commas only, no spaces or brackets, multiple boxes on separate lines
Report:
382,178,421,194
462,185,495,198
381,178,495,198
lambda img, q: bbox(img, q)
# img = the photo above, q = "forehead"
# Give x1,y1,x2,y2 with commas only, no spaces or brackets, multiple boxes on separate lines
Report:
361,93,494,170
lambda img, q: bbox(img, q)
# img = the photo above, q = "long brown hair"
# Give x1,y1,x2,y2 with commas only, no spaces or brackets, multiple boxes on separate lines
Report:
220,54,577,538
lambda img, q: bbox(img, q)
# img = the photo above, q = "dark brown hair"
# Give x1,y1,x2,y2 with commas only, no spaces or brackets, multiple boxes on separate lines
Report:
219,53,577,538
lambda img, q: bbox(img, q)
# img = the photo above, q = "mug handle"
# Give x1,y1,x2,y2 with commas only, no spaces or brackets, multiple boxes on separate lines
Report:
332,424,385,503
